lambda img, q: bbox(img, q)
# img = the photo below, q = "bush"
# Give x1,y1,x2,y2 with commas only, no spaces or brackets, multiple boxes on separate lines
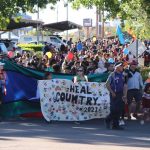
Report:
141,67,150,81
22,47,34,51
18,44,44,52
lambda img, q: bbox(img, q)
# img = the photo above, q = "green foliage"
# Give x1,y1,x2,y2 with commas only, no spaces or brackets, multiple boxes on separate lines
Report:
0,0,58,28
71,0,150,39
120,0,150,39
22,47,34,51
18,44,43,52
141,67,150,81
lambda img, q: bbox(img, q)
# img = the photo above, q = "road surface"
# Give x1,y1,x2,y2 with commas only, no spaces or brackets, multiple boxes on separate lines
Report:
0,118,150,150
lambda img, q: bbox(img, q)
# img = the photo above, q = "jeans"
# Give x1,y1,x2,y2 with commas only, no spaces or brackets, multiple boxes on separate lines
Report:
106,92,124,127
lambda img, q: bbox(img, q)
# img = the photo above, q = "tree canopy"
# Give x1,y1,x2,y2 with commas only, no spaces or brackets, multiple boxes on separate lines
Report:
0,0,58,29
0,0,149,39
71,0,150,39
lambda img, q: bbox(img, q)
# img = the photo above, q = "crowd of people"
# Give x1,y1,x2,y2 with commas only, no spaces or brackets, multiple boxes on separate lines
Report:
0,37,150,129
10,38,150,75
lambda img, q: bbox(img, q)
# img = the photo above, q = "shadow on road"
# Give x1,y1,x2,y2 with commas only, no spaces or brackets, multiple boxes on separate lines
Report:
0,118,150,148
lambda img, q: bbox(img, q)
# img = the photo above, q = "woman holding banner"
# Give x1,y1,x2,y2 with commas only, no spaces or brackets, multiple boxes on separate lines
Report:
74,67,88,83
73,67,88,124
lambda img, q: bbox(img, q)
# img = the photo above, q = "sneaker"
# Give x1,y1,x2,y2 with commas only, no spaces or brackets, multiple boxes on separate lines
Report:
74,121,80,125
119,120,125,126
133,113,139,119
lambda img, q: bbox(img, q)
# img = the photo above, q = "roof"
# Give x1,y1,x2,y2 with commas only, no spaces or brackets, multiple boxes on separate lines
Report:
42,21,82,31
1,19,43,30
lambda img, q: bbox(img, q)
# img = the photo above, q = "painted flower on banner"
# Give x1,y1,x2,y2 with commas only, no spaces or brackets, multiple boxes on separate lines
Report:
91,83,97,88
55,86,61,91
56,80,59,84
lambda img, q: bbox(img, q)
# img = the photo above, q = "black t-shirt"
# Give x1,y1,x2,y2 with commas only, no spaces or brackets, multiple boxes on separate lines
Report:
81,60,89,68
86,66,95,75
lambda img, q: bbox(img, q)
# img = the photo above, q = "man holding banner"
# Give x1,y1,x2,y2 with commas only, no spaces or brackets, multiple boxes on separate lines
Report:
105,62,127,130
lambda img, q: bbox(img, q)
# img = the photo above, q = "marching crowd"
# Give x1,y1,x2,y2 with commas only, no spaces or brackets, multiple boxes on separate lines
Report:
0,37,150,129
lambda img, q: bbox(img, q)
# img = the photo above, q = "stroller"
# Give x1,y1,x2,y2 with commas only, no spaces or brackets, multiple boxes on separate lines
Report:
140,82,150,124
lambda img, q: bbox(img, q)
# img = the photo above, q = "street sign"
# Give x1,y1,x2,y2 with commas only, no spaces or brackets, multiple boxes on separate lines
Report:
83,18,92,27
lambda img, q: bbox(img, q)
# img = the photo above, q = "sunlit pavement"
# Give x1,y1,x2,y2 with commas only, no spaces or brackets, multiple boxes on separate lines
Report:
0,118,150,150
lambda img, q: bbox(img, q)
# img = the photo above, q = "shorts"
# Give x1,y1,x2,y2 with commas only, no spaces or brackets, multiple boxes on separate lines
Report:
127,89,142,105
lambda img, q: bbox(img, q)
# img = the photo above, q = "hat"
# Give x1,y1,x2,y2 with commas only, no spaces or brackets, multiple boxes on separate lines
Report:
130,60,138,65
115,62,123,68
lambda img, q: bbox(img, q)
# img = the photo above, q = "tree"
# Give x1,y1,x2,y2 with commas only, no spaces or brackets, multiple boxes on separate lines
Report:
119,0,150,39
71,0,150,39
0,0,58,29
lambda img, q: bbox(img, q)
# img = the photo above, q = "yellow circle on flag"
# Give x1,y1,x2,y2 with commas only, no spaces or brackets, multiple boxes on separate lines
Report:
93,37,97,42
46,52,52,59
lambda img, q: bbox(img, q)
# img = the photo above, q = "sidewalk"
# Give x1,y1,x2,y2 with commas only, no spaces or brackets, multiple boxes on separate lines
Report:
0,118,149,150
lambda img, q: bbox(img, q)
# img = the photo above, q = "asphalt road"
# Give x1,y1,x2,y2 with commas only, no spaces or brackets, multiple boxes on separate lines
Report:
0,118,150,150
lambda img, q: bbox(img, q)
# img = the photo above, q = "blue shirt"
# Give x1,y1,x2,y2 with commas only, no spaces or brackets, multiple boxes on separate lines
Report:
127,71,143,90
77,42,83,51
107,72,124,93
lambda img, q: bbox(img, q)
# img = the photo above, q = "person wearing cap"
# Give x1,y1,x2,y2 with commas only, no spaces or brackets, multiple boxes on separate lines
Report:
125,60,144,119
105,62,127,130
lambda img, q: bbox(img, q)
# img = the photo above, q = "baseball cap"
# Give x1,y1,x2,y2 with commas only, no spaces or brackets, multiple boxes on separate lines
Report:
115,62,123,68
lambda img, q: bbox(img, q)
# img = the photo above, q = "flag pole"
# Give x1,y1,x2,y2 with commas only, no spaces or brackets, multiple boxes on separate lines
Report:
136,39,138,62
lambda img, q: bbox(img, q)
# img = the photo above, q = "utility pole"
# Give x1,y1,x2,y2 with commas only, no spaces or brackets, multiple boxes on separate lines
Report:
56,3,58,22
101,8,105,39
136,39,139,62
66,0,69,41
96,7,99,38
37,4,40,44
99,10,102,38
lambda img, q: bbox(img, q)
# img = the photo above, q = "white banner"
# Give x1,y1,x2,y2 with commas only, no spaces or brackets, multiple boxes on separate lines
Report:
38,79,110,122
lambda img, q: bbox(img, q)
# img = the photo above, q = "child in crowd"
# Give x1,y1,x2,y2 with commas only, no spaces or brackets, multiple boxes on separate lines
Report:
140,74,150,124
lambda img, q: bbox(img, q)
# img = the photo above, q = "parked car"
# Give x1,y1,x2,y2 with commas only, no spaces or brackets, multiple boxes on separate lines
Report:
28,41,45,45
28,36,67,50
0,40,18,51
48,36,67,50
0,42,8,54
